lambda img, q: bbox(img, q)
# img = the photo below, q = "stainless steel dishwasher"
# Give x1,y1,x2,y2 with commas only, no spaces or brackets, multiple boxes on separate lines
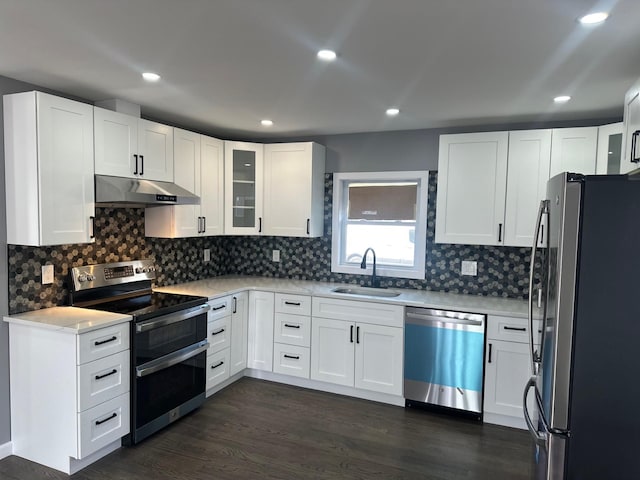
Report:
404,307,486,416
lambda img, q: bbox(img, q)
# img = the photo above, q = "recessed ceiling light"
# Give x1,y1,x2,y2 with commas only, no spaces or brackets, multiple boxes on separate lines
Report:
386,108,400,116
317,49,337,61
261,119,274,127
579,12,609,24
142,72,161,82
554,95,571,103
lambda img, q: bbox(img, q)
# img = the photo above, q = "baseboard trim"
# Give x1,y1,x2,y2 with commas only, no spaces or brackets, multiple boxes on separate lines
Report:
68,439,121,475
483,412,527,430
0,441,13,460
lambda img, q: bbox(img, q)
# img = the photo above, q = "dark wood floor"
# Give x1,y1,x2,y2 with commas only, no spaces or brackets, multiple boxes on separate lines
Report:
0,378,535,479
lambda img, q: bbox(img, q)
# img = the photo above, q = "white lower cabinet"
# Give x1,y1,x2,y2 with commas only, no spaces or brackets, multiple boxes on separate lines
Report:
247,291,275,371
310,317,355,386
206,303,232,393
353,322,403,395
229,291,249,376
206,348,230,391
273,343,310,379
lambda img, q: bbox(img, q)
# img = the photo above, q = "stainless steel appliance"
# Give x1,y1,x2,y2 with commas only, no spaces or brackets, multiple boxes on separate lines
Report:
404,307,485,416
69,260,209,445
524,172,640,479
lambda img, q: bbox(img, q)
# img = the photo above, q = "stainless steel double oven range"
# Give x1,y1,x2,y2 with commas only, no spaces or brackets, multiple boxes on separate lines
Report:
70,260,209,445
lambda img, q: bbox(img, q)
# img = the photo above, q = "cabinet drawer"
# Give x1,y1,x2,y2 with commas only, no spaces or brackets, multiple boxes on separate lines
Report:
312,297,403,328
77,393,129,459
274,313,311,347
77,322,129,365
208,295,233,321
275,293,311,316
273,344,310,379
208,316,230,354
77,350,130,412
206,348,230,392
487,315,542,344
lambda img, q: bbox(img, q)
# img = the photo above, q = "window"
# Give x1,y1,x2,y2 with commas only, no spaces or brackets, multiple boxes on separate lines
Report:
331,171,429,280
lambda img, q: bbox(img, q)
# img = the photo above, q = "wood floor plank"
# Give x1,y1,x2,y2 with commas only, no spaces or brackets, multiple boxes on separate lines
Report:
0,377,535,479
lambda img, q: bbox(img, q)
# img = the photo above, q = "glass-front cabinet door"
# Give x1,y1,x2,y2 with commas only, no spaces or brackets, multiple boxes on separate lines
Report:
224,141,264,234
596,122,624,174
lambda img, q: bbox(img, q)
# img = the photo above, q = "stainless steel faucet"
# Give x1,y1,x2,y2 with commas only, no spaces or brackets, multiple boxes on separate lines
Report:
360,247,380,288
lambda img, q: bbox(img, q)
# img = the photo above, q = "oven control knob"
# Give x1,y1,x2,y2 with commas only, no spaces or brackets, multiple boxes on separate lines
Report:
148,266,155,272
135,267,143,274
77,274,87,282
86,274,95,281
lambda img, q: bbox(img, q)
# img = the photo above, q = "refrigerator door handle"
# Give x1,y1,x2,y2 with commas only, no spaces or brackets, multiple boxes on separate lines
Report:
523,376,547,446
528,200,549,374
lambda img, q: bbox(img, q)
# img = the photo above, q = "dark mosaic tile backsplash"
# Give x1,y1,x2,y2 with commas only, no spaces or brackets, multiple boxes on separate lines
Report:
7,173,540,314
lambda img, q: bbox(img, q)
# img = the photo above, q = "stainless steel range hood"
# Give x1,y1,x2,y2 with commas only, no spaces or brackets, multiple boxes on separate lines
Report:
95,175,200,207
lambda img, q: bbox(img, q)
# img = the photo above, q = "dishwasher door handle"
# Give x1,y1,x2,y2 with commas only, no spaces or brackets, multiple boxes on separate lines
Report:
405,312,484,327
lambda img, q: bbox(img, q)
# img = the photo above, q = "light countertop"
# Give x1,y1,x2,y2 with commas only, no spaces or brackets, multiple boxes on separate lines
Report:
3,307,132,334
154,276,536,318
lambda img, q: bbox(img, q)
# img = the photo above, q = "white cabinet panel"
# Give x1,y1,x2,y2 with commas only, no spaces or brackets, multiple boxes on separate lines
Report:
224,141,264,235
94,107,138,177
622,80,640,173
77,350,129,412
208,296,233,321
310,317,354,387
549,127,598,177
229,292,248,376
77,323,129,365
274,293,311,316
206,348,230,392
595,123,623,175
138,119,174,182
274,313,311,348
354,323,403,396
208,316,231,354
200,135,225,235
247,291,274,371
312,297,403,327
77,393,129,459
273,344,310,379
435,132,509,245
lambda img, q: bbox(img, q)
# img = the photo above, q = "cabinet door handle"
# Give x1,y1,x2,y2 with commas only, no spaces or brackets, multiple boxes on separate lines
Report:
498,223,503,242
95,369,118,380
94,336,117,346
284,323,300,329
284,354,300,360
258,217,262,233
233,297,237,314
306,218,310,235
350,325,354,343
211,328,225,336
211,361,224,370
202,216,206,233
95,412,117,426
197,216,202,233
631,130,640,163
139,155,144,175
284,301,301,306
504,326,526,332
133,154,138,175
90,216,95,239
488,343,493,363
356,326,360,344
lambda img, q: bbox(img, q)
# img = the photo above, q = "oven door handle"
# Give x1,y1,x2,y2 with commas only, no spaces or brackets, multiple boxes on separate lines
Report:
136,341,209,378
136,304,210,333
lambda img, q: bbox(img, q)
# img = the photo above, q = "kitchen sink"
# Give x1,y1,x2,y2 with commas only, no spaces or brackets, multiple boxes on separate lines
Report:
330,286,401,298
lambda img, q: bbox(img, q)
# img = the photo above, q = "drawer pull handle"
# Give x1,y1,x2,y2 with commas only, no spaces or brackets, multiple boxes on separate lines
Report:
504,326,526,332
211,304,226,311
211,361,224,370
356,326,360,344
211,328,225,336
95,412,117,426
284,354,300,360
94,336,117,346
284,323,301,329
488,343,493,363
95,369,118,380
284,301,301,306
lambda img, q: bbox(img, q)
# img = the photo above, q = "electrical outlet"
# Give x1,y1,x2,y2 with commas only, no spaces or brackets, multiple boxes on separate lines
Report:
461,260,477,276
203,249,211,262
42,264,54,284
272,249,280,262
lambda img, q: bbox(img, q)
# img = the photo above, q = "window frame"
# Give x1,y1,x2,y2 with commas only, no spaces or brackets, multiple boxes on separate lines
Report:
331,171,429,280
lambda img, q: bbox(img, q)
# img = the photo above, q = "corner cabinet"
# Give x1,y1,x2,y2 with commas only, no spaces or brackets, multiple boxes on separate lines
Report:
224,141,264,235
94,107,174,182
435,132,509,246
549,127,598,177
247,291,275,371
229,291,249,376
263,142,326,237
145,130,224,238
622,78,640,174
4,91,95,246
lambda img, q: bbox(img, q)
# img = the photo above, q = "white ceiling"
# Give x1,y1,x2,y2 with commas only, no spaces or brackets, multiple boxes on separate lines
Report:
1,0,639,138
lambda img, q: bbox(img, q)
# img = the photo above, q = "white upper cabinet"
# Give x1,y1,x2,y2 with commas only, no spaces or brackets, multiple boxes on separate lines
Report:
435,132,509,245
263,142,325,237
595,123,624,175
145,130,224,238
224,141,264,235
503,130,551,247
621,79,640,174
549,127,598,177
94,107,174,182
4,91,95,246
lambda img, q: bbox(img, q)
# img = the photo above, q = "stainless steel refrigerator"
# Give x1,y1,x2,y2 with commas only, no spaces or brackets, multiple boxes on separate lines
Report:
524,172,640,479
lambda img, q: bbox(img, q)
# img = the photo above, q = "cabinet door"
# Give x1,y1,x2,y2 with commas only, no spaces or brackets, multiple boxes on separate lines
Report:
206,348,230,392
549,127,598,177
172,128,201,237
263,142,325,237
94,107,138,178
484,340,533,418
200,135,225,235
138,119,174,182
503,130,551,247
224,141,264,235
595,123,623,175
247,291,274,371
37,92,95,245
229,292,248,376
435,132,508,245
622,82,640,174
310,317,354,387
354,323,403,395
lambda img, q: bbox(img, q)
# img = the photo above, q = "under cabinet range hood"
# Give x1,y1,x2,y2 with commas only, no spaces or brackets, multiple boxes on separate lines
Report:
95,175,200,207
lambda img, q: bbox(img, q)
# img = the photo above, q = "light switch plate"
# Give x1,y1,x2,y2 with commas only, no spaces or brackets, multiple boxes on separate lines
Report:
203,249,211,262
461,260,477,276
272,249,280,262
42,264,54,284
